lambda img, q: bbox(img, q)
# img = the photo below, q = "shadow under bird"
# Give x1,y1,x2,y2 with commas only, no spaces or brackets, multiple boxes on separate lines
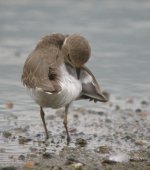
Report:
22,33,108,143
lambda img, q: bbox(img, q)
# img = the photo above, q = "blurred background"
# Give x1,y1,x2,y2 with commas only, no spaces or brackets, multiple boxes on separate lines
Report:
0,0,150,108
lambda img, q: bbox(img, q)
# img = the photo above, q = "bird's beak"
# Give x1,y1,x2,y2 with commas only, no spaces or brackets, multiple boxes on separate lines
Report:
76,68,80,79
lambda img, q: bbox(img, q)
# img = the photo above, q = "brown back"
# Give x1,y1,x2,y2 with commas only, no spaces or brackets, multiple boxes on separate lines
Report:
22,34,65,92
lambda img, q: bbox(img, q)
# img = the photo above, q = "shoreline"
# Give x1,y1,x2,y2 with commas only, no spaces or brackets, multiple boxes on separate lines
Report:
0,96,150,170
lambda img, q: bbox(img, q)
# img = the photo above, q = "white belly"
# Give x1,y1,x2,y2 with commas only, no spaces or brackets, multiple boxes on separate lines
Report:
29,65,82,108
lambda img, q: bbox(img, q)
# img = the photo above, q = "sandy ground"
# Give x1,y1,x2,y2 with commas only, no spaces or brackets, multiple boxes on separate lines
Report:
0,96,150,170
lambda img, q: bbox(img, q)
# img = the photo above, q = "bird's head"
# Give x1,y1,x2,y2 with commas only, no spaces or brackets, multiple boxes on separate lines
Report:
62,34,91,79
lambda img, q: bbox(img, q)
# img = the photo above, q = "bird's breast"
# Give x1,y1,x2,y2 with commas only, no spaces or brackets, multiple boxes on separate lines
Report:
29,65,82,108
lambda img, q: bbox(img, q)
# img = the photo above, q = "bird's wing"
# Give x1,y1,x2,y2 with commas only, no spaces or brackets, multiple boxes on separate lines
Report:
21,46,63,93
79,66,108,102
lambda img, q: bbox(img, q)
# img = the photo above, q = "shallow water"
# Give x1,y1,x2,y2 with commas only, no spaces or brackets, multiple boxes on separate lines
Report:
0,0,150,166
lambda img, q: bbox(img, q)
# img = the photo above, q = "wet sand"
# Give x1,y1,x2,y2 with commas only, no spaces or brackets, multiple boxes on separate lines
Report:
0,96,150,170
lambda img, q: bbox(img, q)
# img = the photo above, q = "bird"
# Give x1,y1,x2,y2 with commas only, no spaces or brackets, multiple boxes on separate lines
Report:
21,33,108,143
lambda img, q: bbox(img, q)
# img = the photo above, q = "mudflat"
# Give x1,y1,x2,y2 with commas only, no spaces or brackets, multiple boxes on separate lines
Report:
0,96,150,170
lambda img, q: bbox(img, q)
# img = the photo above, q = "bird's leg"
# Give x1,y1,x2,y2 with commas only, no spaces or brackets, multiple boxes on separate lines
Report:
63,104,71,144
40,106,49,139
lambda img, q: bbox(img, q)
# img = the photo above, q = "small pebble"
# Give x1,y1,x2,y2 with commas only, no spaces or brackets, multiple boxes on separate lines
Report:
105,118,112,123
123,135,133,141
65,158,78,165
0,148,6,153
126,98,134,104
6,101,14,109
55,109,64,118
50,166,62,170
74,107,86,113
46,114,55,120
28,153,37,158
68,128,76,133
102,159,117,164
115,105,120,110
73,114,79,118
42,152,52,159
3,131,12,138
130,157,147,162
0,166,17,170
137,111,148,117
73,163,83,170
135,108,142,113
96,145,111,154
135,140,150,146
15,126,29,133
35,133,42,137
141,100,148,106
97,111,104,116
129,151,148,162
93,134,97,138
76,138,87,147
18,154,25,161
18,136,32,144
29,147,37,152
24,161,34,169
9,155,14,159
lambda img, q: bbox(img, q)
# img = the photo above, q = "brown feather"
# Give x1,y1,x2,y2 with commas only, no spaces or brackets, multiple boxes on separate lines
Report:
22,34,66,93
